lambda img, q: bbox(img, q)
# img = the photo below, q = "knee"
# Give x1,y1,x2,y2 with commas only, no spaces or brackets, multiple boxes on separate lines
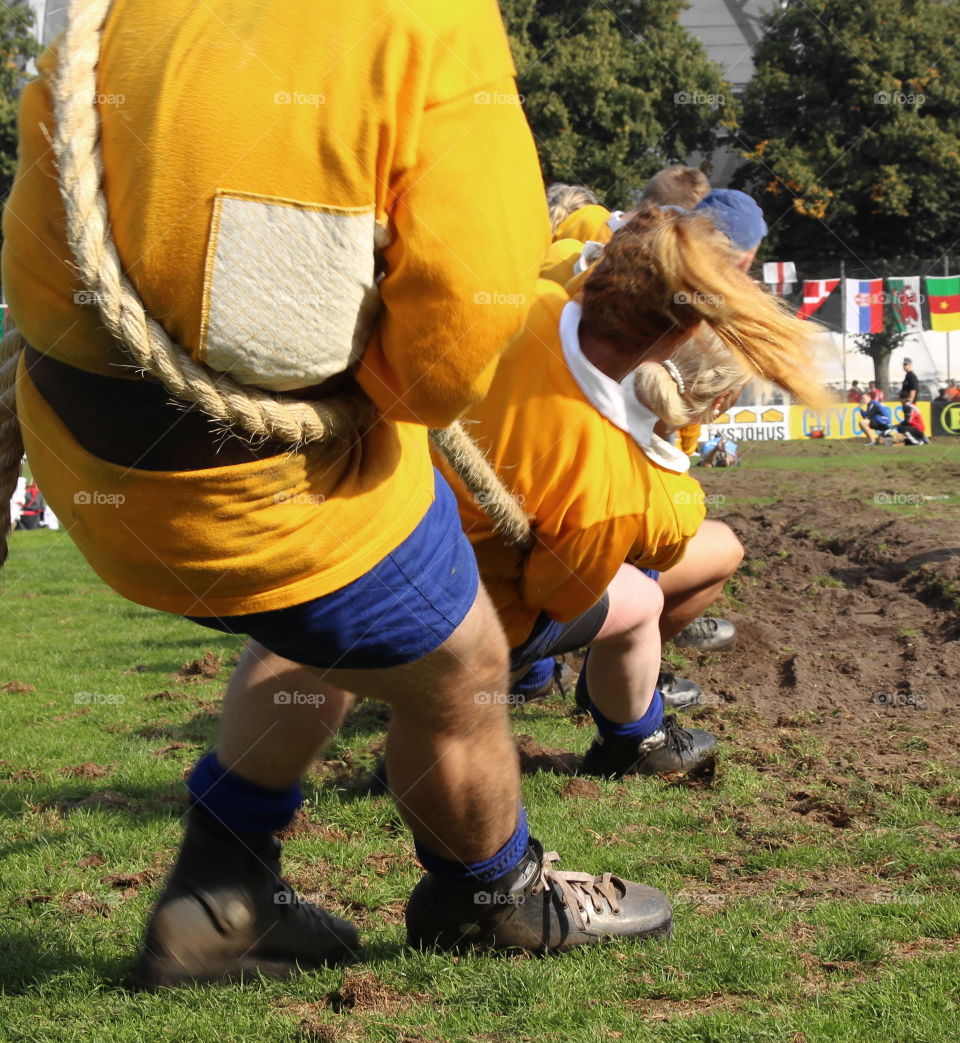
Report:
712,525,744,580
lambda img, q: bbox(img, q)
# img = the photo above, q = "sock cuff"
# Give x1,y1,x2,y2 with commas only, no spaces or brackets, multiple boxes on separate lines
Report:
188,752,302,834
587,686,665,741
415,806,530,883
510,657,555,697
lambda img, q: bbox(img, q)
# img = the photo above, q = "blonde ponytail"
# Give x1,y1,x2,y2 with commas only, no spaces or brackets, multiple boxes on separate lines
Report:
634,330,750,429
581,206,828,408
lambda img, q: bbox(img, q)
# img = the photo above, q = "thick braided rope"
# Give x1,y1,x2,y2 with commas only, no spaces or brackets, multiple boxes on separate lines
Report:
0,331,27,568
45,0,533,547
430,424,532,550
51,0,365,446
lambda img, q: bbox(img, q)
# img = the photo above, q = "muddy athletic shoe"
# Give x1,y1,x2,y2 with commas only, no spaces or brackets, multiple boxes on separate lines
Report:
579,715,717,779
672,616,737,652
574,670,701,714
657,672,703,711
406,837,671,953
129,806,358,990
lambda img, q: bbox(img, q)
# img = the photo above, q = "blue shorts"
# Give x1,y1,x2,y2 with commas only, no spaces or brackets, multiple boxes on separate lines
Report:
188,469,479,669
510,596,610,674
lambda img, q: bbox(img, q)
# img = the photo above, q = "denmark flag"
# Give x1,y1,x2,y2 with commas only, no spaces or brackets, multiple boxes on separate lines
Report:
797,279,840,320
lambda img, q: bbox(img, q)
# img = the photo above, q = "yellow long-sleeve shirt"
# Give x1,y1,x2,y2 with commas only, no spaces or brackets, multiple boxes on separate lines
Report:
436,287,706,647
4,0,549,616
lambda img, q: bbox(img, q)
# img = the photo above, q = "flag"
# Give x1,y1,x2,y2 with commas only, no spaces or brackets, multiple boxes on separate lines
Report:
844,279,884,334
886,276,923,333
926,276,960,332
763,261,797,295
797,279,839,320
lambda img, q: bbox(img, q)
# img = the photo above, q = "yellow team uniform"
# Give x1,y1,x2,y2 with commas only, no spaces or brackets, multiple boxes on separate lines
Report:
677,423,702,456
539,239,585,286
553,205,614,245
436,288,706,648
4,0,549,617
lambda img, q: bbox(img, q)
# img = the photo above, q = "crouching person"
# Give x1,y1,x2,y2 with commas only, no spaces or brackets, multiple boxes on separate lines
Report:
440,207,822,780
1,0,676,986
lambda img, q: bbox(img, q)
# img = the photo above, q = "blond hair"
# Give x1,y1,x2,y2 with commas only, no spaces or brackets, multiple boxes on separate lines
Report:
547,183,599,234
580,206,827,407
634,331,750,430
638,166,710,209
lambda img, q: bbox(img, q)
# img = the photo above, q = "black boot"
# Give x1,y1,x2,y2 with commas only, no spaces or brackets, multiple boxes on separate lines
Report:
579,715,717,779
406,837,672,953
129,806,358,989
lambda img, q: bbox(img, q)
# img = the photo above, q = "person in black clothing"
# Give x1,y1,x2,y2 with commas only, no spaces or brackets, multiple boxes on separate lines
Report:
900,358,920,403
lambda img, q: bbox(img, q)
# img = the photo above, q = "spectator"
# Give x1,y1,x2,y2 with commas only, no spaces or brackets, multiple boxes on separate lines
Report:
900,358,920,403
546,183,600,237
857,393,892,445
16,480,44,529
847,380,861,402
946,380,960,400
699,432,739,467
897,400,930,445
868,380,885,402
934,388,950,406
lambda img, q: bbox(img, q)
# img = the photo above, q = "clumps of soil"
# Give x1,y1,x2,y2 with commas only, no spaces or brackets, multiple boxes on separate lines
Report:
790,791,855,829
514,734,579,775
559,778,602,799
1,680,36,693
278,808,350,842
151,742,192,757
326,969,429,1014
173,651,222,682
59,762,111,779
144,690,189,702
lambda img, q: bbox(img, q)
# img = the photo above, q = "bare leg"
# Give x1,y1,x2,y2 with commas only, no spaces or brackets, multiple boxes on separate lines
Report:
217,640,355,788
583,564,664,724
216,582,518,865
657,520,743,641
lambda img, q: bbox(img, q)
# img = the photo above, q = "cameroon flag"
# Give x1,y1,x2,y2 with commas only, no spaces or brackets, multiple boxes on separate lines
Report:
926,276,960,331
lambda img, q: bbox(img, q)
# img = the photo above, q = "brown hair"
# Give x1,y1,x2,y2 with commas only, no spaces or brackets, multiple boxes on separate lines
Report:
580,207,827,407
638,166,711,209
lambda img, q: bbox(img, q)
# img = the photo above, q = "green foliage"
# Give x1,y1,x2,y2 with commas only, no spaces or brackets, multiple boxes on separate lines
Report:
499,0,735,203
0,2,40,209
854,327,908,391
734,0,960,263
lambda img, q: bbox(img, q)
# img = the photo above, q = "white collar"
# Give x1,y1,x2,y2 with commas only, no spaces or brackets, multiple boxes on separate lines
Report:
558,301,690,473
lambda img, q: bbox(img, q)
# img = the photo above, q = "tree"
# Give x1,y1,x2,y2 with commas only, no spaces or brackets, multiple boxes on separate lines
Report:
854,328,907,397
0,2,40,225
499,0,736,204
733,0,960,266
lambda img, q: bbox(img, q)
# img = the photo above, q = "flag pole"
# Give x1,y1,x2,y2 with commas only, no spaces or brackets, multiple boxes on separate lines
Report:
840,258,847,394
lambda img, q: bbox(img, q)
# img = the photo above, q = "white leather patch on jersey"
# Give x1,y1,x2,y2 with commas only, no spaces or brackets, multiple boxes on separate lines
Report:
200,192,381,391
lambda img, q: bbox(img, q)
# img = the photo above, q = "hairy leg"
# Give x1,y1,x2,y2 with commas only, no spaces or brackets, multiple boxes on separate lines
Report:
216,583,519,865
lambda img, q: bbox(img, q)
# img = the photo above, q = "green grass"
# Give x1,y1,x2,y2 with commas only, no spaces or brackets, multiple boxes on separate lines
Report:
2,458,960,1041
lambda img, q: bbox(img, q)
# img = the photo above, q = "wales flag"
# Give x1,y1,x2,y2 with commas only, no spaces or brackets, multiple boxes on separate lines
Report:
926,276,960,331
887,276,923,333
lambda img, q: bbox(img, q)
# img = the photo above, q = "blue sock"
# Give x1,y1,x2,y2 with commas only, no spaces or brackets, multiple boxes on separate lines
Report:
576,670,665,741
415,806,530,883
188,752,302,834
510,657,555,696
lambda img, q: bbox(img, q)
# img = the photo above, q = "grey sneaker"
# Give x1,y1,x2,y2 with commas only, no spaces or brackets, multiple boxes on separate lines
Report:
129,806,358,990
406,837,672,953
579,715,717,779
658,672,703,711
672,617,737,652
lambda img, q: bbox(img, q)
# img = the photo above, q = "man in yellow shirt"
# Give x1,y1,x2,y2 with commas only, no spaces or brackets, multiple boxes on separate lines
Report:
3,0,674,987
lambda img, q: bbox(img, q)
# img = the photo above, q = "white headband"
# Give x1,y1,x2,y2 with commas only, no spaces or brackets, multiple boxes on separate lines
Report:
662,359,686,395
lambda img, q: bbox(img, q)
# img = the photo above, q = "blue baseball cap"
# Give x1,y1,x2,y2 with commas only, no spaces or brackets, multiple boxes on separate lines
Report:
694,190,768,251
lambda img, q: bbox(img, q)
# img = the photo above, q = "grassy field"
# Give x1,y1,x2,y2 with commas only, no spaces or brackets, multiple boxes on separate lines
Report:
2,441,960,1042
